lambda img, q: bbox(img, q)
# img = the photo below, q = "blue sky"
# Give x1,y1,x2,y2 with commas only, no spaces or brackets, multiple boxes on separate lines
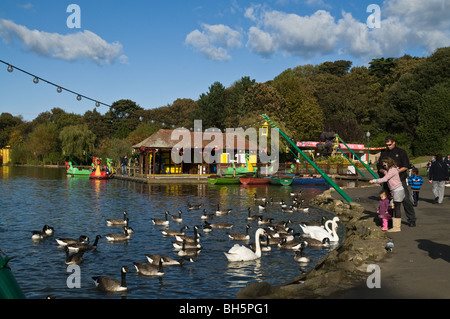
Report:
1,0,449,121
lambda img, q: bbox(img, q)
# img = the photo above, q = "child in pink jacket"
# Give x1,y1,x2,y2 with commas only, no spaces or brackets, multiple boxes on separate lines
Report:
370,157,405,232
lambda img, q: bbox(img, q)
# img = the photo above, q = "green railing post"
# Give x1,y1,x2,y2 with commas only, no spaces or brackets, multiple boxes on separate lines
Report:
260,114,353,203
337,148,366,177
335,134,378,179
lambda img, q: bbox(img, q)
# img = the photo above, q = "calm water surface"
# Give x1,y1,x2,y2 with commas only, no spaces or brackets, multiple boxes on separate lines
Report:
0,166,359,299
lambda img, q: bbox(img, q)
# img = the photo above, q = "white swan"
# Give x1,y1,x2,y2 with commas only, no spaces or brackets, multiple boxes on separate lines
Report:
299,217,340,243
224,228,266,262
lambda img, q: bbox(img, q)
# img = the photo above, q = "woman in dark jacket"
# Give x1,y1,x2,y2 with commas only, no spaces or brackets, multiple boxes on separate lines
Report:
429,154,449,204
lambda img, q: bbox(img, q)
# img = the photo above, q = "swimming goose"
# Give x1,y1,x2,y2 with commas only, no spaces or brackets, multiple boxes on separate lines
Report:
250,235,272,252
105,227,131,242
257,216,273,225
161,225,189,237
134,259,164,277
227,225,251,241
56,235,89,247
224,228,266,262
106,211,128,226
209,221,233,229
200,209,215,220
253,194,268,203
92,266,130,292
152,211,170,226
171,210,183,223
299,217,340,242
294,243,310,263
300,236,330,247
67,235,102,252
202,221,212,233
177,240,202,257
64,247,84,265
258,203,267,211
188,202,202,210
145,254,194,266
175,225,200,243
215,204,232,216
277,238,303,250
246,207,260,221
31,225,53,241
173,239,202,250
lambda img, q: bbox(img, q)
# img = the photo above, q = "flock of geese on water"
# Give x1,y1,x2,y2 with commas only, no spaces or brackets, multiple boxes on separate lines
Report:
26,191,341,294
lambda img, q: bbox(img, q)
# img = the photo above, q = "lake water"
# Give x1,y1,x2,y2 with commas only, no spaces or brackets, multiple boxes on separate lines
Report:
0,166,359,299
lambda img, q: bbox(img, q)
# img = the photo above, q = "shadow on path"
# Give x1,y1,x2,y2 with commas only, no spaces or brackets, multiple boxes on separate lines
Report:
416,239,450,263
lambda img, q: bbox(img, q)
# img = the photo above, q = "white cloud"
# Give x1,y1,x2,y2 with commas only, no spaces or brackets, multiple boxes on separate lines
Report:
185,0,450,62
185,23,243,61
0,19,127,65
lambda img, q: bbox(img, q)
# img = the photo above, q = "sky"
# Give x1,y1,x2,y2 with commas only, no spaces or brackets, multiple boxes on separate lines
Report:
0,0,449,121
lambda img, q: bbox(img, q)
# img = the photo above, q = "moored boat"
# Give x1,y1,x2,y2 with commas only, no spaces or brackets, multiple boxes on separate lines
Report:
208,175,240,185
269,176,293,186
239,176,270,185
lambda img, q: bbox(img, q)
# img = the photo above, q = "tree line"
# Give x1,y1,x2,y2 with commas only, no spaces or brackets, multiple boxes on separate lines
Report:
1,46,449,166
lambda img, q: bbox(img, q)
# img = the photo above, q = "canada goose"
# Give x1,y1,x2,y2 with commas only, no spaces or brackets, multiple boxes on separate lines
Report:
64,247,84,265
257,216,273,225
225,228,266,262
31,225,53,241
253,194,268,203
277,238,303,250
258,202,267,211
56,235,89,247
246,207,260,221
92,266,130,292
294,243,310,263
106,211,128,226
216,204,232,216
300,236,330,247
202,221,212,233
134,259,164,277
227,225,250,241
152,211,170,226
105,227,131,242
251,235,272,252
171,210,183,223
161,225,189,237
188,202,202,210
145,254,194,266
290,190,302,197
175,225,200,243
200,209,215,220
209,221,233,229
173,240,202,250
67,235,102,252
45,225,54,236
269,198,283,205
177,240,202,257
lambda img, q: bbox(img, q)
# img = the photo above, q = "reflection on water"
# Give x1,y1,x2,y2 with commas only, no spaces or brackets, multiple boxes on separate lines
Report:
0,166,364,299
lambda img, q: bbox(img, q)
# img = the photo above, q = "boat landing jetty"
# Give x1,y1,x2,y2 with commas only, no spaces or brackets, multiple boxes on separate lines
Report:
329,180,450,298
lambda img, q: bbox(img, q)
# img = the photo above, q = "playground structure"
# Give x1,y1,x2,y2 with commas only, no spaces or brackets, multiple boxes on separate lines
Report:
89,156,114,180
223,153,257,176
258,114,378,202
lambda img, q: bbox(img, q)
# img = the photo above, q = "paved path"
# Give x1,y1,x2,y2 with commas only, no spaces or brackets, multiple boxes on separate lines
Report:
329,179,450,298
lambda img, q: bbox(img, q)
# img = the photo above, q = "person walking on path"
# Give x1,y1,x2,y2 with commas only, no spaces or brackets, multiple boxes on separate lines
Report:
428,154,449,204
371,157,405,232
377,190,392,231
408,167,423,206
376,136,416,227
120,155,128,176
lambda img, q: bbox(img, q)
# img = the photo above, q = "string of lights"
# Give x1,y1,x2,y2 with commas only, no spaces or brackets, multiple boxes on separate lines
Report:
0,59,111,108
0,59,277,134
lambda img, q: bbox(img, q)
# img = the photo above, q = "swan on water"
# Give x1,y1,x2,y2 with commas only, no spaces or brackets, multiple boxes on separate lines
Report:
299,217,340,242
224,228,266,262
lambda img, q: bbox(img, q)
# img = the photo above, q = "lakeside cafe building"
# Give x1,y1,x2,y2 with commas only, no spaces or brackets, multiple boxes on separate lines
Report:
132,129,259,176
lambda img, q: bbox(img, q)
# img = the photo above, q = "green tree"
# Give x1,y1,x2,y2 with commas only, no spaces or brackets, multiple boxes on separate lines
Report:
193,82,226,129
59,124,96,163
415,81,450,155
0,113,23,148
26,122,59,164
272,70,323,141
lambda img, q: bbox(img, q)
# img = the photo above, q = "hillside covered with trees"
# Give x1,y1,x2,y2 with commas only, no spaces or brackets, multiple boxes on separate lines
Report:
1,47,449,166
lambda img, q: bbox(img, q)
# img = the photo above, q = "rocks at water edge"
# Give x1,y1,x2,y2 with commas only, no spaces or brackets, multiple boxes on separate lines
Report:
236,188,390,299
